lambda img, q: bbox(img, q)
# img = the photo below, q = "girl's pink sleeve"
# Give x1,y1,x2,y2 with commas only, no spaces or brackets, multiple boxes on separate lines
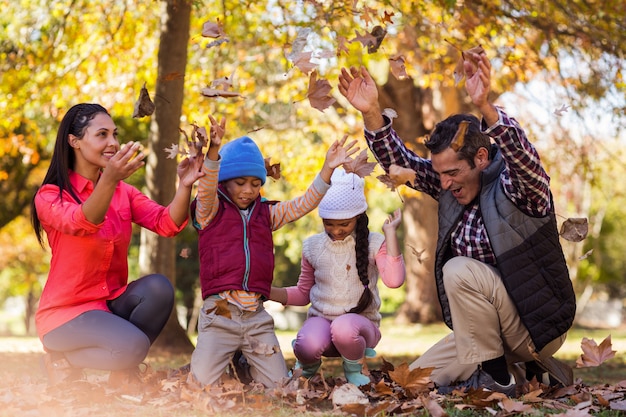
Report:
375,242,406,288
284,256,315,306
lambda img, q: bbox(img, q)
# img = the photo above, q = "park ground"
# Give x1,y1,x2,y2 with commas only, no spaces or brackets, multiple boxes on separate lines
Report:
1,320,626,416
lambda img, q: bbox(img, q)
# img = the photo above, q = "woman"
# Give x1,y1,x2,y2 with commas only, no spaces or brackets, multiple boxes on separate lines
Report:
31,103,203,386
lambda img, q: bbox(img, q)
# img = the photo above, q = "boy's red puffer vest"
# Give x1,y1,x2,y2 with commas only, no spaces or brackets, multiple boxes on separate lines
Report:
193,186,274,300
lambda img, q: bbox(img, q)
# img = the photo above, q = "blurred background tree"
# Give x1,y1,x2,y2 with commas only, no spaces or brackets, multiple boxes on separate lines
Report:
0,0,624,348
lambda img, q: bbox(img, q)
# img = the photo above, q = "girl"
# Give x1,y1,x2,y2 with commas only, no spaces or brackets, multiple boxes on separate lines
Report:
190,116,358,388
31,103,203,386
270,168,405,386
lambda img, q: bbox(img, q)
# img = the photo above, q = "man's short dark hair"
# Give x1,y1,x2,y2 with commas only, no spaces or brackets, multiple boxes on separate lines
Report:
425,114,492,168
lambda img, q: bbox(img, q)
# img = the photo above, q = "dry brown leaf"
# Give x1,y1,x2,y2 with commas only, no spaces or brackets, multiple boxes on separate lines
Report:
307,70,336,112
559,217,589,242
390,55,408,80
201,20,225,38
388,362,434,392
407,244,427,264
576,335,616,368
368,25,387,53
343,149,376,178
336,35,350,56
132,83,155,118
350,29,377,50
292,51,317,74
286,27,311,62
381,10,395,24
201,87,242,98
265,157,281,180
164,143,181,159
203,298,231,319
387,164,417,188
450,120,470,151
448,42,485,86
422,396,447,417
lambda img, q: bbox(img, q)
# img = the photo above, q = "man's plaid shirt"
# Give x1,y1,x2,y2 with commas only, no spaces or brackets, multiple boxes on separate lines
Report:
365,107,551,267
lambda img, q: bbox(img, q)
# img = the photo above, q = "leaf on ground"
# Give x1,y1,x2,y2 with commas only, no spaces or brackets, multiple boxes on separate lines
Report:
132,83,156,118
559,217,589,242
576,335,616,368
388,363,433,392
307,71,336,112
332,383,369,406
343,149,376,178
422,396,447,417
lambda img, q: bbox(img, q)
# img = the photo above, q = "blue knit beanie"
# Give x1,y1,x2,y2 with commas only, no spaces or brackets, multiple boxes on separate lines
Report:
218,136,267,185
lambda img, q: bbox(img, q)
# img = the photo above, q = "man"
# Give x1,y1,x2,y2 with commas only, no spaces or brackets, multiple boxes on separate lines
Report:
337,51,575,396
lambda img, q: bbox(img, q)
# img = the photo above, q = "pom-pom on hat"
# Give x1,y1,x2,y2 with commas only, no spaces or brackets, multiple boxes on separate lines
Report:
218,136,267,185
318,168,368,219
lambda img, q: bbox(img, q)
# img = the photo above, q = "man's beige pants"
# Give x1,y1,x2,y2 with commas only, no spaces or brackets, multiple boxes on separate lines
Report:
410,256,566,386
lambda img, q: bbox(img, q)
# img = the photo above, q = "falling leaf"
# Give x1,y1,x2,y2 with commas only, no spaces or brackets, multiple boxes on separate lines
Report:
164,143,181,159
211,76,233,90
286,27,312,62
201,19,225,38
132,83,156,118
381,10,395,24
179,248,192,259
336,36,350,56
579,249,593,260
450,120,470,151
559,217,589,242
389,55,408,80
576,335,616,368
201,87,242,98
447,41,485,86
382,108,398,120
343,149,377,178
307,70,336,112
554,104,570,116
292,51,317,74
378,164,416,189
367,25,387,53
350,30,377,50
265,157,281,180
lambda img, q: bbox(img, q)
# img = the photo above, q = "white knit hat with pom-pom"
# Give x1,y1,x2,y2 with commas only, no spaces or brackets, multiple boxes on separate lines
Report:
318,168,368,219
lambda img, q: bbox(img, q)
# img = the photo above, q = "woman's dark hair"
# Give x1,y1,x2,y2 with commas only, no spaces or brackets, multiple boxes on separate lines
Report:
31,103,110,246
348,212,373,314
425,114,491,168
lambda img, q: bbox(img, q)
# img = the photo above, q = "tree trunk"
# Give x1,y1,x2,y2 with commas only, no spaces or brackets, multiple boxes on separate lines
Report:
139,0,193,354
377,73,474,324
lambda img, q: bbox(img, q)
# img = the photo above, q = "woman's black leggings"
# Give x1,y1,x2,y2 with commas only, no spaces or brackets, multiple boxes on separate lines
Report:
42,274,174,371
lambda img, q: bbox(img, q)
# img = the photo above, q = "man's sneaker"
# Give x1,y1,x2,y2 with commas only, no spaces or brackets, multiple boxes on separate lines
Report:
438,367,517,397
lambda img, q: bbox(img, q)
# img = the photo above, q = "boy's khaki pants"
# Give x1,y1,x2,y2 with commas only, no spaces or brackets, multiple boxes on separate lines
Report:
410,256,566,386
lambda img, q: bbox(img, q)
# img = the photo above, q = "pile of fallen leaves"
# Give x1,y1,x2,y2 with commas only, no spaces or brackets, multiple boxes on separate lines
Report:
6,349,625,417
